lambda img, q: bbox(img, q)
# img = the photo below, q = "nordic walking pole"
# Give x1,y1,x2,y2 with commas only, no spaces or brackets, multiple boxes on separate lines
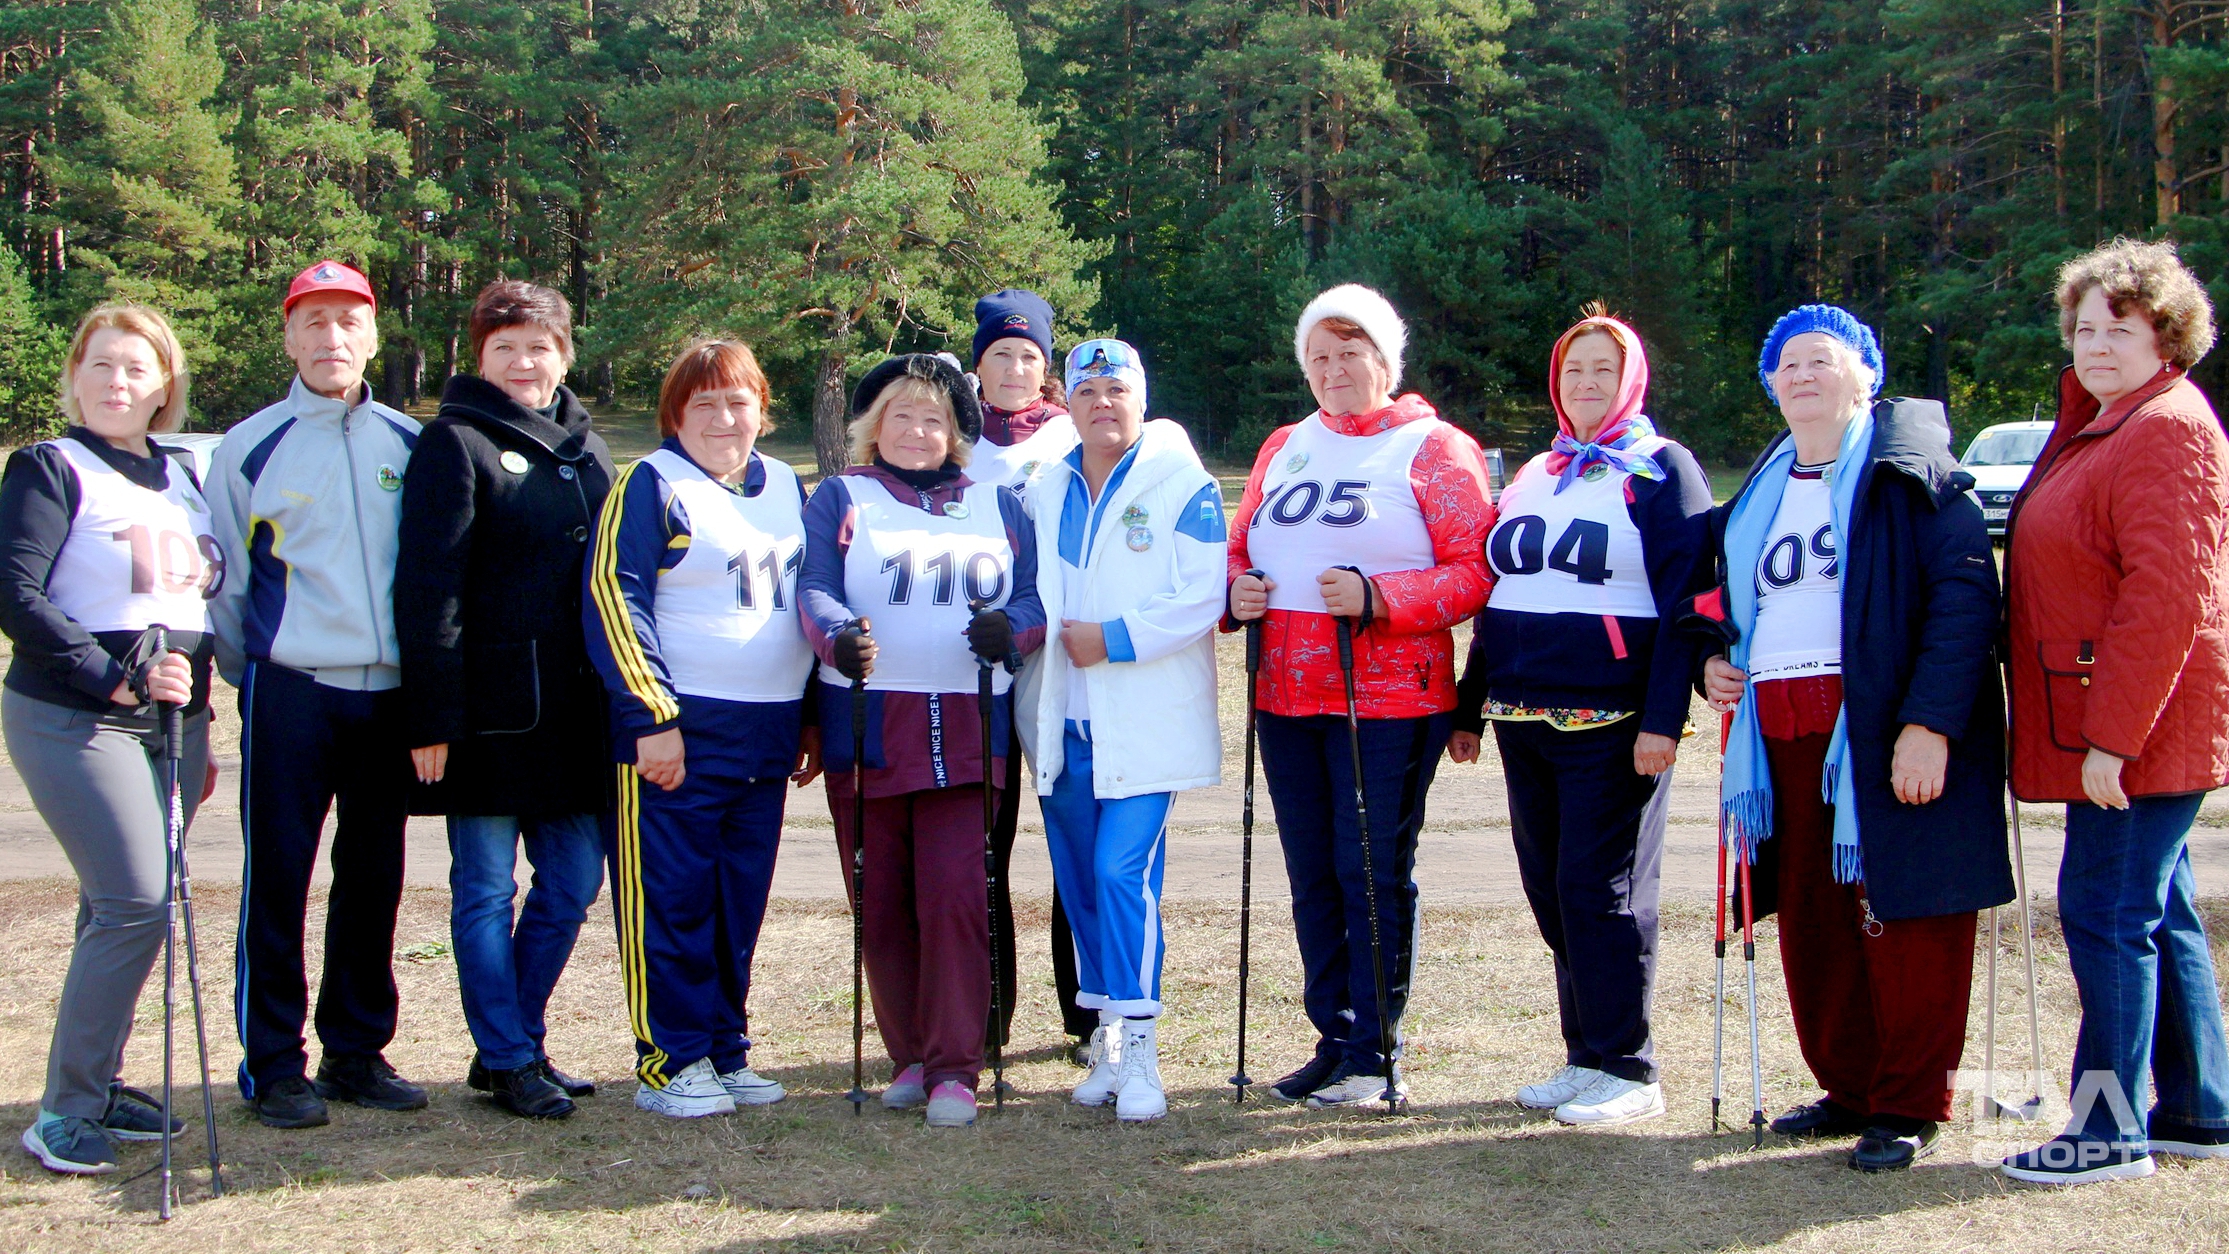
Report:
845,623,871,1117
2008,786,2045,1120
155,627,176,1221
1335,614,1398,1115
971,600,1007,1113
160,639,223,1201
1231,572,1266,1104
1985,898,2001,1116
1711,724,1729,1136
1738,817,1764,1151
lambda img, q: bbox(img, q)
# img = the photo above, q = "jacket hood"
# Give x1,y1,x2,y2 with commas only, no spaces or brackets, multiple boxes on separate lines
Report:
438,374,596,460
1052,418,1204,502
1737,397,1971,511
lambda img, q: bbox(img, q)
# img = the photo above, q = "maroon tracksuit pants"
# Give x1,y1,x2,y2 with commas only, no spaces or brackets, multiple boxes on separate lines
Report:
831,783,992,1091
1759,678,1976,1123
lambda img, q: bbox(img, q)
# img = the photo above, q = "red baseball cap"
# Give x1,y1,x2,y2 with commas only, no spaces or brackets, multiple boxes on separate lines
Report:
283,260,377,314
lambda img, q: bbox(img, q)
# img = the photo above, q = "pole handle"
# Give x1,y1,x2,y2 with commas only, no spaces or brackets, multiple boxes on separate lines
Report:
1335,614,1354,672
1242,569,1265,674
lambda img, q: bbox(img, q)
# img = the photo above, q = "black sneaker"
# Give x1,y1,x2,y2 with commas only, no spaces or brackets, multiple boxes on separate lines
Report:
1770,1098,1870,1138
540,1058,594,1098
314,1054,428,1112
21,1116,118,1174
1267,1048,1344,1103
2002,1134,2156,1185
101,1083,184,1142
2149,1114,2229,1159
487,1065,574,1119
253,1075,331,1129
1850,1120,1939,1172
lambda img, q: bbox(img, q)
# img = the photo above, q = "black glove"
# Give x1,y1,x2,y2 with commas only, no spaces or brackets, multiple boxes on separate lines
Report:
965,608,1012,662
834,620,876,682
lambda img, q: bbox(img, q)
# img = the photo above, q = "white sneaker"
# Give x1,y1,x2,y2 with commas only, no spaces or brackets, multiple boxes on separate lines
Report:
1305,1069,1409,1110
1517,1064,1604,1110
882,1063,928,1111
1071,1020,1123,1107
717,1064,786,1106
924,1080,977,1128
1113,1019,1166,1123
634,1058,736,1118
1553,1073,1664,1126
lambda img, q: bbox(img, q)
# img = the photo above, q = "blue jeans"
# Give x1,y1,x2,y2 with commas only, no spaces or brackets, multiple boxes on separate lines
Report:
448,813,605,1071
2059,793,2229,1146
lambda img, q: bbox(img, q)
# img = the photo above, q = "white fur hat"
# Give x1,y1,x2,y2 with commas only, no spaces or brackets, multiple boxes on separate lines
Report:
1293,283,1407,392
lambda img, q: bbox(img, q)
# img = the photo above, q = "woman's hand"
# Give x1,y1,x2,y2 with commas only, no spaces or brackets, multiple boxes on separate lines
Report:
2081,746,2130,810
636,728,686,792
791,726,824,788
1062,619,1108,667
834,620,876,681
1447,731,1481,764
1890,724,1950,805
1229,571,1274,622
114,651,192,707
1703,656,1746,713
1634,731,1679,776
411,744,449,784
1317,568,1387,619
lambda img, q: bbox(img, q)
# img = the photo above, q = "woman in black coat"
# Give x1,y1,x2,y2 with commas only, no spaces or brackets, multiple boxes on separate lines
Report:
1700,305,2010,1172
396,281,616,1120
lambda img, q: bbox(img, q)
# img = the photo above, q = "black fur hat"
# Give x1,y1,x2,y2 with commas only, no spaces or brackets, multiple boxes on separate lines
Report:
849,353,983,444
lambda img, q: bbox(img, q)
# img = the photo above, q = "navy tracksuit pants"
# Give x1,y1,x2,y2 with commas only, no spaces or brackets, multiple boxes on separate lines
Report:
607,703,788,1088
234,661,411,1097
1492,717,1670,1083
1258,710,1450,1075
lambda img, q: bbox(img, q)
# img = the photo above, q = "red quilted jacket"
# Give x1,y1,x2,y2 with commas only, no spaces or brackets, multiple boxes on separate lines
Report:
2005,366,2229,802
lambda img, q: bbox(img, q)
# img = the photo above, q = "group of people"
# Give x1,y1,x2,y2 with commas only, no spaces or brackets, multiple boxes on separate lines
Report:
1,237,2223,1189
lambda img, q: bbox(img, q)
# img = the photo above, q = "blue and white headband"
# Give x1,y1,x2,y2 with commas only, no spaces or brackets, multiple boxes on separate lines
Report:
1064,338,1148,409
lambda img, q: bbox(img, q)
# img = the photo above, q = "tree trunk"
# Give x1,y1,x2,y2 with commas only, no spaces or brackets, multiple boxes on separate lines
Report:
813,321,855,477
2151,7,2179,225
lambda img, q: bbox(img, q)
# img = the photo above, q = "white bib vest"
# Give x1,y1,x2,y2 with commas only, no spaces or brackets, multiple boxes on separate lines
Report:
44,438,220,634
1484,443,1664,619
1249,415,1440,614
819,476,1016,695
970,415,1079,496
1747,468,1843,682
646,449,814,703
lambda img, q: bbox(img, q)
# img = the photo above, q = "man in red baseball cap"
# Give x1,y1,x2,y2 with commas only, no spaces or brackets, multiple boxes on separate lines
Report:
203,258,426,1130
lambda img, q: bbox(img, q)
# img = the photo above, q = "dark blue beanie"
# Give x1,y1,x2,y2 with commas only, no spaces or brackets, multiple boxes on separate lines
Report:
972,289,1056,367
1757,304,1884,399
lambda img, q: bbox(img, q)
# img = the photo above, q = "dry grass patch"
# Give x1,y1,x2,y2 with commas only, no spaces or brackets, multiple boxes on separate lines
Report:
0,882,2222,1251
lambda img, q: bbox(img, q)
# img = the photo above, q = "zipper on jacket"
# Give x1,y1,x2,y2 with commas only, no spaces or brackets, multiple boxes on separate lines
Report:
340,409,388,669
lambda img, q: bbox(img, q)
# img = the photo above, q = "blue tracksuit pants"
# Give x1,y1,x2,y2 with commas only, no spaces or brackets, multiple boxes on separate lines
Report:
1041,722,1173,1018
606,696,790,1087
1258,710,1450,1075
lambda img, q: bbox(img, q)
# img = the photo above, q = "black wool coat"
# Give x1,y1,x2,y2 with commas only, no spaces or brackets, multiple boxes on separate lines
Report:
1714,398,2014,922
396,375,616,817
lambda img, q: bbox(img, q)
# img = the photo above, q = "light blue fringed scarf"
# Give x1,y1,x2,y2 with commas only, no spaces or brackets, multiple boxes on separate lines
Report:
1719,409,1872,882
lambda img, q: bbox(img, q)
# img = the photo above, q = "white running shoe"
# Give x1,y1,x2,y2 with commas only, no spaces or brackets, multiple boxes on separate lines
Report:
717,1064,787,1106
634,1058,736,1118
883,1063,928,1111
1517,1064,1605,1110
1305,1069,1409,1110
924,1080,977,1128
1553,1073,1664,1126
1071,1020,1124,1107
1113,1019,1166,1123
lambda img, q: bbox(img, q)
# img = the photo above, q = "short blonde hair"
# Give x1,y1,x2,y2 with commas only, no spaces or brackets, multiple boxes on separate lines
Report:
846,376,970,468
2056,238,2217,370
59,303,191,434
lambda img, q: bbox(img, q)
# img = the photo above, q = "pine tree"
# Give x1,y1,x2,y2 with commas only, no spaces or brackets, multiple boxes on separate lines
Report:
0,242,67,437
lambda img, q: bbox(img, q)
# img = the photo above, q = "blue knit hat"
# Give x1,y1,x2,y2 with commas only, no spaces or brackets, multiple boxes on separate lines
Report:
1757,304,1884,399
973,289,1056,368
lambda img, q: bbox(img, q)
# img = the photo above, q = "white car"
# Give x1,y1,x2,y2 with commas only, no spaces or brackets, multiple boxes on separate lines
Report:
159,431,227,485
1961,419,2052,537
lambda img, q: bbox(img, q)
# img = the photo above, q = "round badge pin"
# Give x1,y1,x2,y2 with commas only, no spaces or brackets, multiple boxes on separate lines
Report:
376,464,403,491
1284,452,1310,474
943,500,970,520
1582,463,1609,482
1126,525,1153,552
500,451,531,475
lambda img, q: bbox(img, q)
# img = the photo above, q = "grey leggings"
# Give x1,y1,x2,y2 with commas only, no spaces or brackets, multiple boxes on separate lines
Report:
2,688,208,1119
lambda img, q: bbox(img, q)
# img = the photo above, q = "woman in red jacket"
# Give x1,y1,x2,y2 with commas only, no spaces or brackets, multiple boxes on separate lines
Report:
1228,284,1495,1108
2002,238,2229,1185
